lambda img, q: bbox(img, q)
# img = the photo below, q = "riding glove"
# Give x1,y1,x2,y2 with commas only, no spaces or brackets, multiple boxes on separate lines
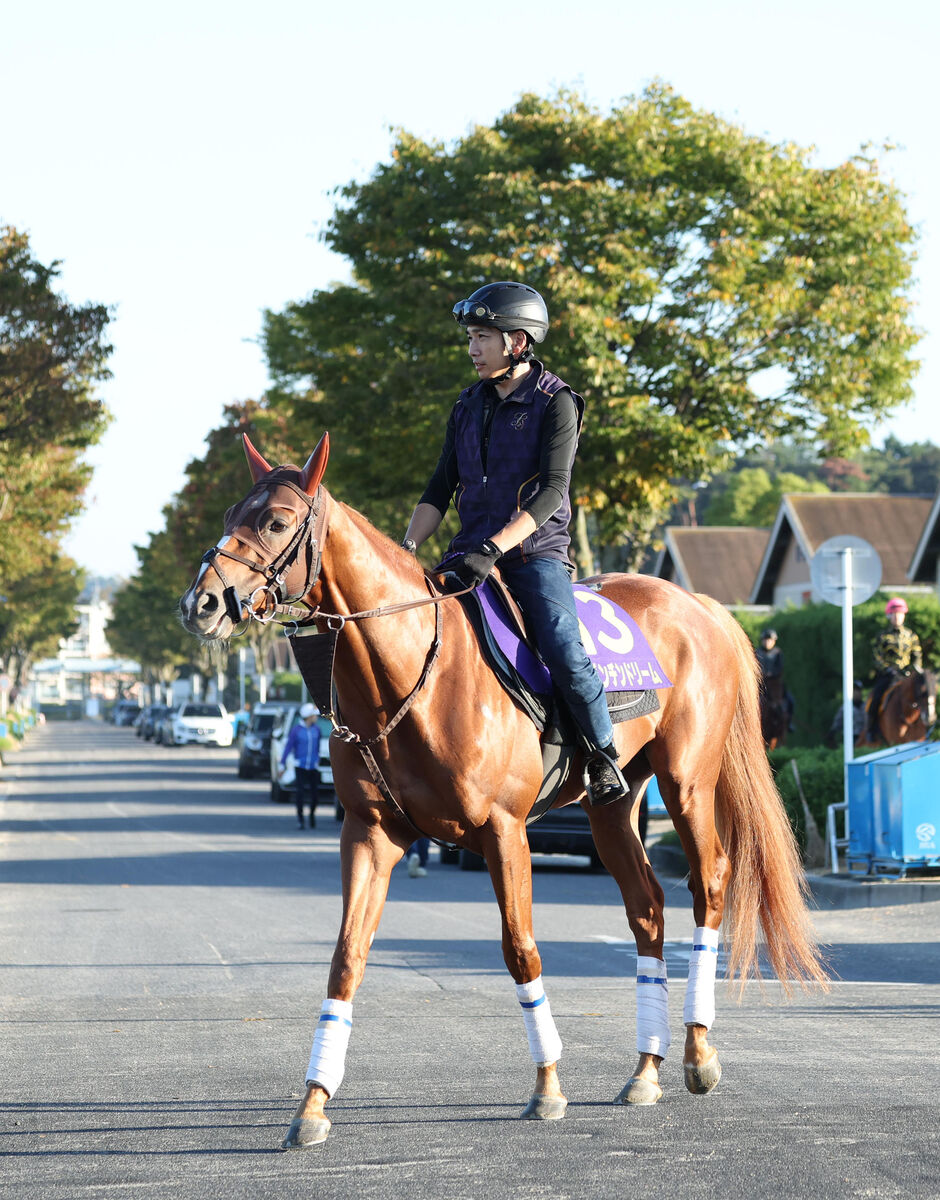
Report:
452,539,502,588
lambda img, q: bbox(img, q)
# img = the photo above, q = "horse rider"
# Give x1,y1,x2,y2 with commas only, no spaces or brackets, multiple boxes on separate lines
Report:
755,628,795,731
402,281,629,806
867,596,923,742
756,628,783,682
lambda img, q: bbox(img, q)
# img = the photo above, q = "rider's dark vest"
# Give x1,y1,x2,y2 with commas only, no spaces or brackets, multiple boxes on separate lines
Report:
449,364,584,564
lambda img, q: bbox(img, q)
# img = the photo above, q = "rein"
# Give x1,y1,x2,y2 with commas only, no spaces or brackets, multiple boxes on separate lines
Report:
289,576,462,849
203,474,475,845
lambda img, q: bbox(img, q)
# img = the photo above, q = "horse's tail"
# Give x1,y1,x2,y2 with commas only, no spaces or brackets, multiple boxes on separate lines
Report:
697,595,829,994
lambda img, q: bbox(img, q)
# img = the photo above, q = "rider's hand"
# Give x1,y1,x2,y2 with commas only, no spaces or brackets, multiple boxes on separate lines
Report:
452,539,502,588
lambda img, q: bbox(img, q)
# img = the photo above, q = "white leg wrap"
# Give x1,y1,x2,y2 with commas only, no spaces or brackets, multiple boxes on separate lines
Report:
305,998,353,1098
636,956,671,1057
683,926,720,1029
516,976,563,1067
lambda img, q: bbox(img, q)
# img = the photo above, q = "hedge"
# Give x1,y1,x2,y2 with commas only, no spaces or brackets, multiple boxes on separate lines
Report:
767,745,843,850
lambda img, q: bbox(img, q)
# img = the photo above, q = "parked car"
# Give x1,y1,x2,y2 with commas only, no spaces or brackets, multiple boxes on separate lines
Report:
269,704,336,815
137,704,171,740
237,702,291,778
111,700,141,727
159,702,233,748
446,778,667,871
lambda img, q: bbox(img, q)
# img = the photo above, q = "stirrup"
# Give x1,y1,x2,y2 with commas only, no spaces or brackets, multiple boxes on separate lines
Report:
583,749,631,807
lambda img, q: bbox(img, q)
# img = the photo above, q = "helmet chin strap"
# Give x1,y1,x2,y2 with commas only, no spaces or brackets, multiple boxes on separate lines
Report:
493,332,533,382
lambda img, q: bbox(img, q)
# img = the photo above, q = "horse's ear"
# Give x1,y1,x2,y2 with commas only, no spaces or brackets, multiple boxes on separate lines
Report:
299,433,330,497
243,434,273,483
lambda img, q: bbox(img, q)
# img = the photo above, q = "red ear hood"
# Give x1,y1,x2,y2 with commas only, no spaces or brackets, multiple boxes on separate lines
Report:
243,434,273,483
299,433,330,496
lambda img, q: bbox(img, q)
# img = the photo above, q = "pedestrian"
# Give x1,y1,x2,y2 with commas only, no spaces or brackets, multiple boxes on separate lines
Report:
866,597,923,742
232,701,252,742
406,837,430,878
401,281,628,806
279,702,321,829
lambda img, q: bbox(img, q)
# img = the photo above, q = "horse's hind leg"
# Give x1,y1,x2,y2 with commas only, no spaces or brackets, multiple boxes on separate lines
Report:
484,823,567,1121
585,794,670,1106
282,814,406,1150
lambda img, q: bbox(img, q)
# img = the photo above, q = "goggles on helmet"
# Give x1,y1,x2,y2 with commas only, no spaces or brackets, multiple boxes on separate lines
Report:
452,298,503,324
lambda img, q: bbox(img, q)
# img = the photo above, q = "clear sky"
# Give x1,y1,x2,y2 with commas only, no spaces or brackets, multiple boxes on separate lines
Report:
4,0,939,577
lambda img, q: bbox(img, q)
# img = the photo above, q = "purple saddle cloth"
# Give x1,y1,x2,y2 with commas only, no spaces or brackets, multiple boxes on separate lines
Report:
476,581,672,698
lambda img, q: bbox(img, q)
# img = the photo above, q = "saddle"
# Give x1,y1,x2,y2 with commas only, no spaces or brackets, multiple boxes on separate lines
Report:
455,573,669,823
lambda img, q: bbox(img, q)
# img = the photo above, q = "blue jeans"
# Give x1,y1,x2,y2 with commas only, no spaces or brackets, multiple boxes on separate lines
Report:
408,837,430,867
499,556,613,751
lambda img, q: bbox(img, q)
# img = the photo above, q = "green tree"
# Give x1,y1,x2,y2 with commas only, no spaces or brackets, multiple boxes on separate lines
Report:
106,529,195,684
109,401,295,692
0,227,112,675
859,434,940,495
704,467,829,526
0,551,83,691
263,84,919,567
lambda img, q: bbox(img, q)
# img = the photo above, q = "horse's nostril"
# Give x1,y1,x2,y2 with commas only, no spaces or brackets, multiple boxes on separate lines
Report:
197,590,219,615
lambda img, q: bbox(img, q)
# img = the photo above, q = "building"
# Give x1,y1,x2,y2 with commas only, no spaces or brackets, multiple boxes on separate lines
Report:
749,494,933,607
654,527,771,607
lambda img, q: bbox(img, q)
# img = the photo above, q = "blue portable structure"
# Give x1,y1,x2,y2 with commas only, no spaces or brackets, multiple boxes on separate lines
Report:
846,740,940,877
645,775,668,817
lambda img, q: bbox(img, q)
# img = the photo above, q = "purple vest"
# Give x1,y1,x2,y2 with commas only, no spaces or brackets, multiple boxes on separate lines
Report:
449,363,584,564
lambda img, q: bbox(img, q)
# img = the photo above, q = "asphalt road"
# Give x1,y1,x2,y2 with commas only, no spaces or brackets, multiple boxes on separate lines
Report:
2,720,939,1200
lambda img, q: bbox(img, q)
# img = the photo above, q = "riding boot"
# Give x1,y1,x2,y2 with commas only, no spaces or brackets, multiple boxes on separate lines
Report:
583,745,630,806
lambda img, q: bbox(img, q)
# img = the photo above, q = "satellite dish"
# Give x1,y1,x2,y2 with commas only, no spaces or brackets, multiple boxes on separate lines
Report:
810,535,882,607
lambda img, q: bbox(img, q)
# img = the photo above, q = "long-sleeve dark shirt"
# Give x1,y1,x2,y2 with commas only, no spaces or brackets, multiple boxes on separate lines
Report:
420,385,579,529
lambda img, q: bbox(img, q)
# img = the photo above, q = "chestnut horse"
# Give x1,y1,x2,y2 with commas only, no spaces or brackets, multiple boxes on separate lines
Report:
859,668,938,748
179,434,826,1150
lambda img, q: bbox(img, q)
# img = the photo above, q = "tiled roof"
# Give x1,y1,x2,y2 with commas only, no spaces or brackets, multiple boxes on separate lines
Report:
655,526,771,606
751,493,933,603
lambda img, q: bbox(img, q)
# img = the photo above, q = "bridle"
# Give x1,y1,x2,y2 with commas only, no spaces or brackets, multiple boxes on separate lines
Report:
199,477,472,637
196,471,474,847
199,478,328,632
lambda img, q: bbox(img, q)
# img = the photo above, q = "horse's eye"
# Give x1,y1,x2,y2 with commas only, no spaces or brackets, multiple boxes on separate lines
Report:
269,519,288,534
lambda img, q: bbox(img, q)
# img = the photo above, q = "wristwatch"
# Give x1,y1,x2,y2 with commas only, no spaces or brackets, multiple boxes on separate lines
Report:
402,538,417,554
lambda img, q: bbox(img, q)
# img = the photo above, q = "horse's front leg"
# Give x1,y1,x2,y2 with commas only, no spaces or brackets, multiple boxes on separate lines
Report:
584,791,670,1106
485,823,567,1121
282,811,406,1150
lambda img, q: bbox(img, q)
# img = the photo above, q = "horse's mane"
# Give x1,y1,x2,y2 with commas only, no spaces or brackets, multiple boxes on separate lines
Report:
333,498,432,587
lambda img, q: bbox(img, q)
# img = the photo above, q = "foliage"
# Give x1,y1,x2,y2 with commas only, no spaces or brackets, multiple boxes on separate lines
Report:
109,401,296,686
768,745,844,847
263,84,919,565
703,466,829,526
0,550,83,690
106,530,194,681
0,226,111,457
0,227,112,680
858,435,940,495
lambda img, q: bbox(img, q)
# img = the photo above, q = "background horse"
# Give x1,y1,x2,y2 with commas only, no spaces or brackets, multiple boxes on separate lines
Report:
760,674,788,750
860,667,937,747
179,434,826,1149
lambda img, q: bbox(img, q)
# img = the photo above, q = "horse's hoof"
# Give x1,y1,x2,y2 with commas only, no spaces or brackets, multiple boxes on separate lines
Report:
683,1050,721,1095
521,1094,567,1120
280,1116,331,1149
616,1076,663,1106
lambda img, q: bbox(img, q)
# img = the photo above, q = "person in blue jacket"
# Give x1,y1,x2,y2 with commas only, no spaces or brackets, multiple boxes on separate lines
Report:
402,281,628,806
280,702,321,829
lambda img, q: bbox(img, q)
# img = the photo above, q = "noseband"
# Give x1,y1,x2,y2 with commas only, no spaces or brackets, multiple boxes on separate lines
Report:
200,479,328,629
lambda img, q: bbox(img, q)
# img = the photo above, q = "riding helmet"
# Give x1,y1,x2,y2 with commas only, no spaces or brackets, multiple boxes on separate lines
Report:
761,628,778,640
452,282,549,343
885,597,908,614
